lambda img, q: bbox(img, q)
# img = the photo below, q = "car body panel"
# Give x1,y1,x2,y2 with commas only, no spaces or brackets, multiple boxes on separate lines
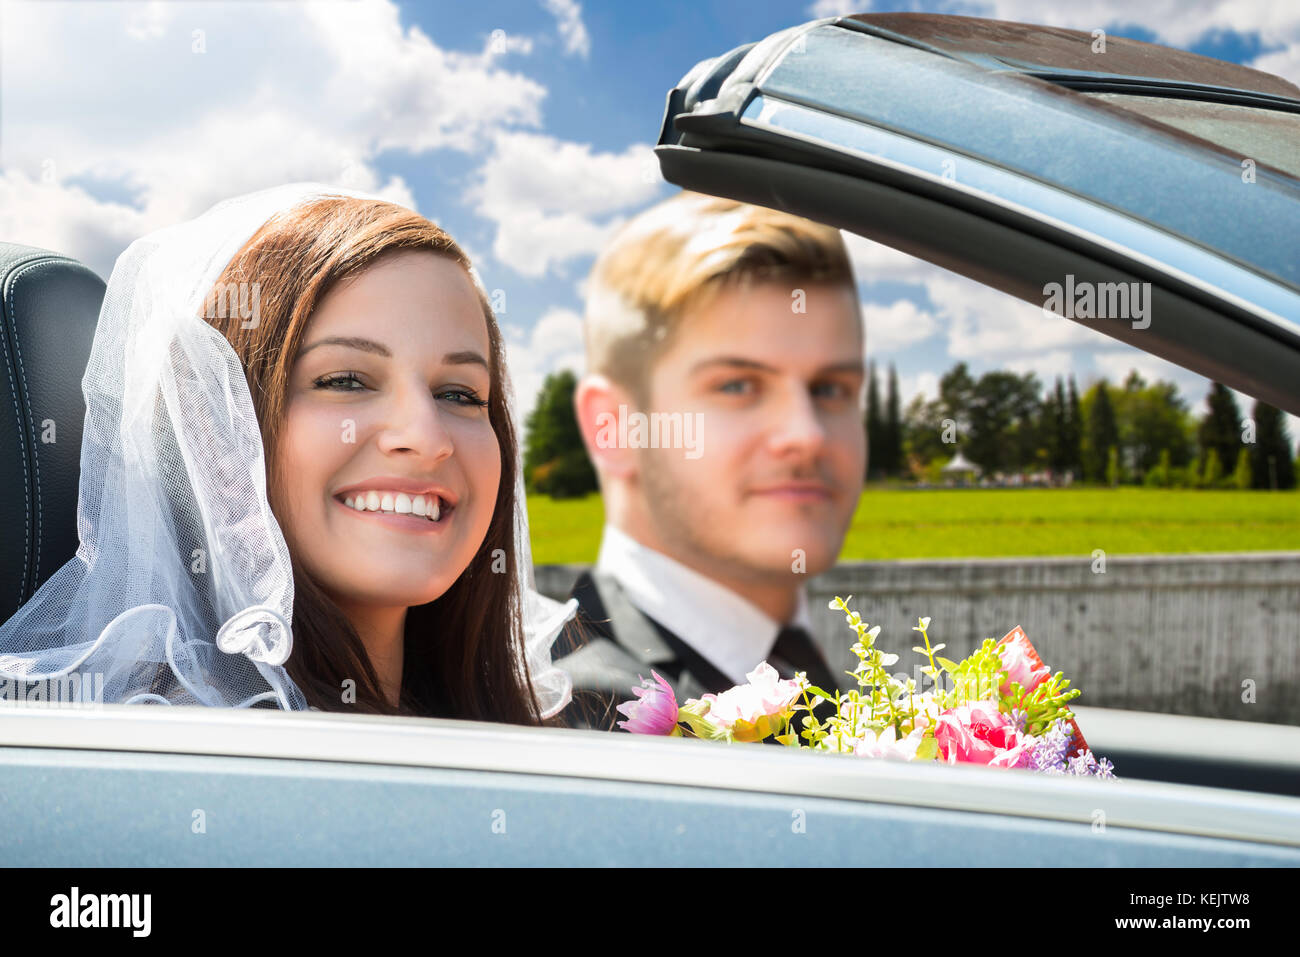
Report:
1,706,1298,865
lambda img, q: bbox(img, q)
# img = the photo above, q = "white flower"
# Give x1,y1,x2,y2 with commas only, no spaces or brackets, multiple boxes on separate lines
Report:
854,725,927,761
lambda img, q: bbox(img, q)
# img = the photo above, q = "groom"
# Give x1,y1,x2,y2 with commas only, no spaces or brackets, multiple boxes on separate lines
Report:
555,191,867,731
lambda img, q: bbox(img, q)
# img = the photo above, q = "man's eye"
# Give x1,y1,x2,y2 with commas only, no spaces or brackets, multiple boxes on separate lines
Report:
718,379,755,395
314,372,365,391
813,381,852,400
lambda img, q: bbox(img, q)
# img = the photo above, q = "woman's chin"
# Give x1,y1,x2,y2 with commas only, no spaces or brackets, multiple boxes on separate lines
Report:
328,571,460,610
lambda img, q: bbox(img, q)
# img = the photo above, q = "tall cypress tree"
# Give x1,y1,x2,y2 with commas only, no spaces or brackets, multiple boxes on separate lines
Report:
1084,380,1119,483
883,363,902,477
1066,376,1083,480
1051,376,1068,474
1197,382,1243,480
1249,399,1296,490
865,361,881,481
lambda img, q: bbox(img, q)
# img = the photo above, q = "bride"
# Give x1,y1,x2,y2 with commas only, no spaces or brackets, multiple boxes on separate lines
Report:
0,183,576,722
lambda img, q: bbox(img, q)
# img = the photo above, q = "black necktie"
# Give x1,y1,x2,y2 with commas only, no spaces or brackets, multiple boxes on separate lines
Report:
769,625,839,697
767,625,840,738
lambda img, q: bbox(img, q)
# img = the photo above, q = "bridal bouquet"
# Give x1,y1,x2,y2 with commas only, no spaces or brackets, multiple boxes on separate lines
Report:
618,596,1115,778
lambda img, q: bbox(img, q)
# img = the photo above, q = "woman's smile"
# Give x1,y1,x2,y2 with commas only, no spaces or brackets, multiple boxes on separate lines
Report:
333,493,455,534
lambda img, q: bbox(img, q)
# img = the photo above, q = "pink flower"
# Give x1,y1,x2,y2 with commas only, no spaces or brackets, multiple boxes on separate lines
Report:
616,671,680,735
934,700,1026,766
997,629,1050,698
700,662,808,742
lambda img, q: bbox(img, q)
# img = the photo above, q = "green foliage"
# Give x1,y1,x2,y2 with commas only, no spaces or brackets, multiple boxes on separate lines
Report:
1232,447,1252,490
522,371,597,499
1105,445,1119,487
1142,448,1171,488
1199,447,1223,488
965,370,1042,475
1110,371,1194,481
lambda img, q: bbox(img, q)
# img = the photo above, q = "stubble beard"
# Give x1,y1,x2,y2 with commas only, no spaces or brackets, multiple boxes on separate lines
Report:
635,446,792,588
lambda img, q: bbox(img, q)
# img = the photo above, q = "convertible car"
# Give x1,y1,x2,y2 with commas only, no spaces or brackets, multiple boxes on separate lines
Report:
1,12,1298,866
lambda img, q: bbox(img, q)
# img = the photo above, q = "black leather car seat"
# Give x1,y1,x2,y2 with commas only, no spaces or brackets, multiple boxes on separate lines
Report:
0,242,105,624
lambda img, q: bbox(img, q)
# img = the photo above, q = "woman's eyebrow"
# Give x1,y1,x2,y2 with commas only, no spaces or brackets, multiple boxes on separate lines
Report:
297,338,488,370
299,335,391,358
443,350,489,369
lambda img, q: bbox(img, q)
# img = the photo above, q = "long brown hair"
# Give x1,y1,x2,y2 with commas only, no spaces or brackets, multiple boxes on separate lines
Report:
201,194,545,724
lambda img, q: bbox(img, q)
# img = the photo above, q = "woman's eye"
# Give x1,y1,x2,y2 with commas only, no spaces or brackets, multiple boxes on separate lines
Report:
436,388,489,408
314,372,365,391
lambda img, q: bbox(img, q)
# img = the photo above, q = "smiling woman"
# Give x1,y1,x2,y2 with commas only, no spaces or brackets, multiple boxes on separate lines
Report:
196,193,574,720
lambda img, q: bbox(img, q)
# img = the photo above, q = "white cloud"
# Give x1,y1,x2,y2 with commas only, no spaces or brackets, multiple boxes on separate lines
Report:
0,0,546,276
972,0,1300,51
542,0,592,59
861,299,941,356
1251,43,1300,87
1091,348,1207,397
505,306,586,424
842,231,940,286
1005,350,1075,382
469,132,662,277
899,370,940,405
806,0,861,17
930,273,1111,359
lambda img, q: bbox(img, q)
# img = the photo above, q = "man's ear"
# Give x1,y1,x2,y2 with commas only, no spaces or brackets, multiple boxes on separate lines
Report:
574,373,637,480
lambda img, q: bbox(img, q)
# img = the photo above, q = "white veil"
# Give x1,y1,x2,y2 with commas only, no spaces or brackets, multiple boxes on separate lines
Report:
0,182,576,717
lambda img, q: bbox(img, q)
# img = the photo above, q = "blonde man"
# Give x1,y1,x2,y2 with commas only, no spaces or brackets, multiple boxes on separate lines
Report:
556,191,867,730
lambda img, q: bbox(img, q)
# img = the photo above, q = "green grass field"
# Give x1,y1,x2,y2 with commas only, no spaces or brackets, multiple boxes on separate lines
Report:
526,487,1300,564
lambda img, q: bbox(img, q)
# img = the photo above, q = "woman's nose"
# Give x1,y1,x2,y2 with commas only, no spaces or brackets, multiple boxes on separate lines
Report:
375,389,455,462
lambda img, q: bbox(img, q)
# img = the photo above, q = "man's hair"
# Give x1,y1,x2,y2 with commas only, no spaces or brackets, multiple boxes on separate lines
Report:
583,191,856,402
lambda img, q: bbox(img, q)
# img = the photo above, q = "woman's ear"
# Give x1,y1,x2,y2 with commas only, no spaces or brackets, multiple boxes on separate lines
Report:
574,373,637,481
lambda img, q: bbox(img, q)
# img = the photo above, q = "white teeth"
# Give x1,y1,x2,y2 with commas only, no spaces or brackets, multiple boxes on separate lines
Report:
342,490,442,521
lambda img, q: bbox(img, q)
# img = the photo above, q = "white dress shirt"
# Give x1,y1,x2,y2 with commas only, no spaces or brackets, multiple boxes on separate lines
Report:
593,524,815,686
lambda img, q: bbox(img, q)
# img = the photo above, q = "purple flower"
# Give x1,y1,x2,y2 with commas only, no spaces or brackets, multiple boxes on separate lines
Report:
1030,719,1073,772
616,671,680,735
1068,749,1099,776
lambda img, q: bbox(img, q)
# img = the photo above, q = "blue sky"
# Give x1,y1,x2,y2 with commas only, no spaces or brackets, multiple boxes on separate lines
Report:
2,0,1297,440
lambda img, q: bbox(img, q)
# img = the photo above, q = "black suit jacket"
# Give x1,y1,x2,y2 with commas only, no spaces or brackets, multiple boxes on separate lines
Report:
553,569,837,733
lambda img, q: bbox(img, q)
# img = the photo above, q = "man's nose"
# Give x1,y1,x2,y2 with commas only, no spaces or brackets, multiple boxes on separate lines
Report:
768,385,828,456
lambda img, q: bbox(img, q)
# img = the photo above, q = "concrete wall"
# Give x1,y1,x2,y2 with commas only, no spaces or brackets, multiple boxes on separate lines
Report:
535,552,1300,725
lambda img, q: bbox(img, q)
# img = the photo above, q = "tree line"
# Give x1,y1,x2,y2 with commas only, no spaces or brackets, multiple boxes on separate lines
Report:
521,364,1299,498
889,362,1297,489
